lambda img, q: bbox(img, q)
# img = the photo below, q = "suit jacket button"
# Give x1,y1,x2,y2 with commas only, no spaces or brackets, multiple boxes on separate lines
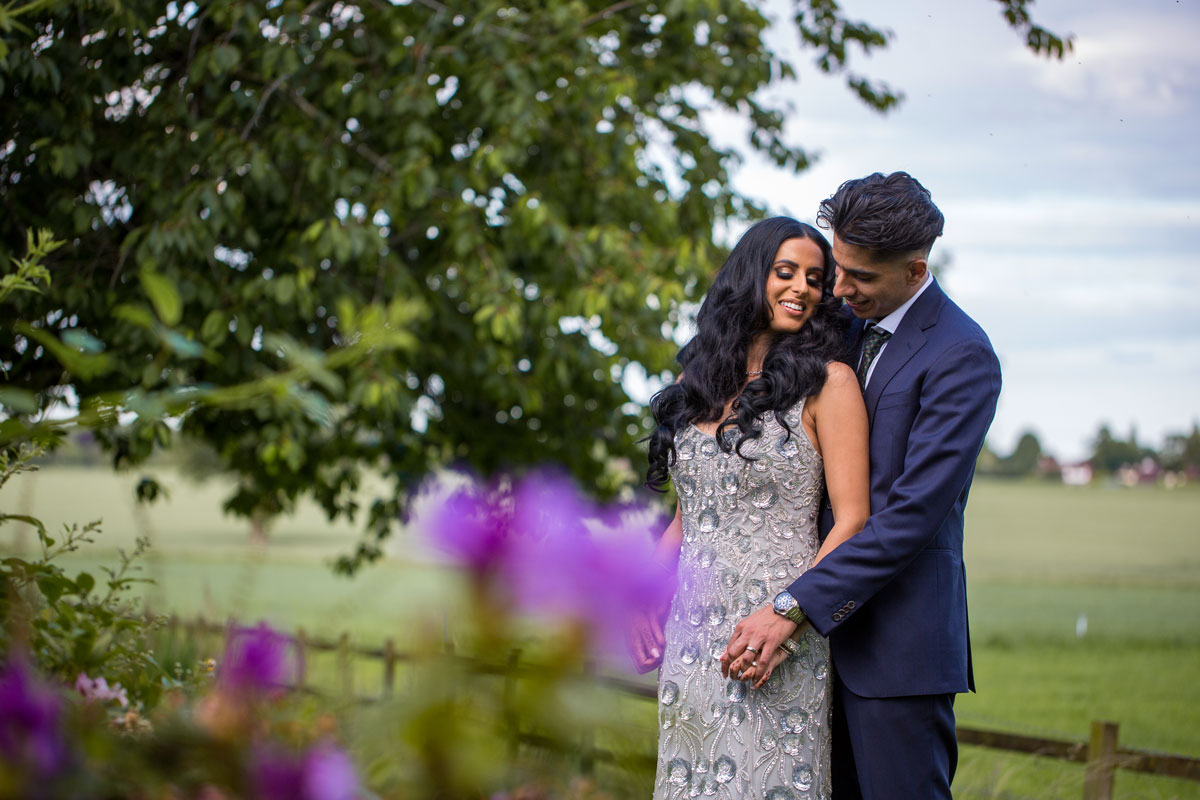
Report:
832,612,843,621
847,601,856,609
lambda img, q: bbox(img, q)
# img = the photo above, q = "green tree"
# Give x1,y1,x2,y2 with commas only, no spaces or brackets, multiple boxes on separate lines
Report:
1160,422,1200,472
0,0,1069,568
978,430,1048,478
1000,430,1042,477
1089,424,1149,473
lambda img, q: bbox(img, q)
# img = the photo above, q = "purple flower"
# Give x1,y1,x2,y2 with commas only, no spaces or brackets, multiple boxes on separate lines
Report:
423,480,512,574
422,469,680,662
219,622,301,694
504,474,677,657
0,656,69,775
74,672,129,707
503,471,595,613
252,741,358,800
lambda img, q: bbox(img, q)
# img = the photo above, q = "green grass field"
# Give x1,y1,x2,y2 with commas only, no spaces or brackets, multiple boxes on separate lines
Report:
4,469,1199,798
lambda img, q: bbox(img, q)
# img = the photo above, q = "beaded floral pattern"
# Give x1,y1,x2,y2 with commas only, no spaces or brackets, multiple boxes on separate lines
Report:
653,402,830,800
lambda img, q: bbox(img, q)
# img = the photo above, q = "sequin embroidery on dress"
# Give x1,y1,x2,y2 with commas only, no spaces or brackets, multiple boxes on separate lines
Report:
652,401,830,800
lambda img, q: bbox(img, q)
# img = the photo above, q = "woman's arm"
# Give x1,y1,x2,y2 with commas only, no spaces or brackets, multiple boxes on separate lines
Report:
725,365,869,687
628,503,683,673
807,361,871,565
653,501,684,570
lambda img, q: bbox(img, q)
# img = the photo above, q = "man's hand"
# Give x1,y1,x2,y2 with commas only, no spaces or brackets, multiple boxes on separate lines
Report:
722,606,799,688
627,605,667,674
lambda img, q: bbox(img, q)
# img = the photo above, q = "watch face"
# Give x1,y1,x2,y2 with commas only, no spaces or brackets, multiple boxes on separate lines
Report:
773,591,797,614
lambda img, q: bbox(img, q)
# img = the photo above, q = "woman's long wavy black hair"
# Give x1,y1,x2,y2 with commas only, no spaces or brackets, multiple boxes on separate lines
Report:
645,217,850,492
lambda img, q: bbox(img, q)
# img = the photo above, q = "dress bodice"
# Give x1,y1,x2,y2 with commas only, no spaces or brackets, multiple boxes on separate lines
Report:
653,401,832,799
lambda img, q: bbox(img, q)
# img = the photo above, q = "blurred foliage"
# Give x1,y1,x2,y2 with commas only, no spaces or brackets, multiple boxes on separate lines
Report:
0,450,656,799
1159,422,1200,473
0,1,1070,569
1088,424,1155,474
0,443,180,711
977,429,1044,479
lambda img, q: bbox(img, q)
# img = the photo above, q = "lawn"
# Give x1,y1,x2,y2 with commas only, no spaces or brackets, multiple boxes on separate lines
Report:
4,469,1199,798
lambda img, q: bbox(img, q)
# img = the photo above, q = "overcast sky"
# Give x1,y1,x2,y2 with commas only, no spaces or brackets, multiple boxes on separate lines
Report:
699,0,1199,460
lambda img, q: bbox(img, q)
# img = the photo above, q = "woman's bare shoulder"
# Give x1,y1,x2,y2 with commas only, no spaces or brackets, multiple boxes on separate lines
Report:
823,361,858,388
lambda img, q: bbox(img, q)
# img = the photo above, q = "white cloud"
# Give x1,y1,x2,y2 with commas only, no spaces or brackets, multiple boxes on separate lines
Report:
706,0,1200,456
1011,13,1200,116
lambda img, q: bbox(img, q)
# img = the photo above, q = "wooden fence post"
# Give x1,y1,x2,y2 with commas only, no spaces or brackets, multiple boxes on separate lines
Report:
338,632,352,697
1083,720,1119,800
580,661,596,776
504,649,521,760
295,628,308,692
382,638,397,697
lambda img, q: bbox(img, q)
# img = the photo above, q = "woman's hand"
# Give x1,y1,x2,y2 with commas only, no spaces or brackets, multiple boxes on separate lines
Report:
721,607,796,683
726,638,792,689
724,610,812,688
627,605,667,674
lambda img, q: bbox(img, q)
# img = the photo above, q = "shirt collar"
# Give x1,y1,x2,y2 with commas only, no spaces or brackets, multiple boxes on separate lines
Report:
870,272,933,334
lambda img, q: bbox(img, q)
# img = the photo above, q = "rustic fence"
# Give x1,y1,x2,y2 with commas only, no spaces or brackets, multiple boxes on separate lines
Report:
168,615,1200,800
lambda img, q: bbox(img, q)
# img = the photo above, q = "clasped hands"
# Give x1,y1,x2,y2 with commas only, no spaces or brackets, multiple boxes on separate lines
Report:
628,604,809,689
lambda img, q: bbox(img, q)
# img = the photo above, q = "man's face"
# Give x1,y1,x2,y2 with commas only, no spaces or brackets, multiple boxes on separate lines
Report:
831,235,927,320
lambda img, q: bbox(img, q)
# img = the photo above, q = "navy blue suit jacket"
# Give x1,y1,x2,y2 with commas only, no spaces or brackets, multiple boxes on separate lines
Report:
788,279,1001,698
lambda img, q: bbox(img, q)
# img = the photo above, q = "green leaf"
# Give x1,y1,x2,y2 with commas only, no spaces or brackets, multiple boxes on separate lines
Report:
36,573,69,605
0,388,38,414
200,310,230,345
162,330,205,359
17,324,114,380
113,304,159,330
136,476,167,503
140,270,182,326
0,513,48,539
75,571,95,595
62,329,106,353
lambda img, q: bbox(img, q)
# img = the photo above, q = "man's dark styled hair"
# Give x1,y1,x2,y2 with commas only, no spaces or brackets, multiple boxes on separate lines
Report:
816,171,944,260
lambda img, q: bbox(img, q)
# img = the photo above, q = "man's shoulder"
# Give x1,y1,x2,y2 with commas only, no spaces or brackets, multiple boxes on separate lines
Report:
926,287,996,354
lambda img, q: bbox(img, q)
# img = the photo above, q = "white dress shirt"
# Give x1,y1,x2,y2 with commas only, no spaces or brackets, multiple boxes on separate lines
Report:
860,272,933,387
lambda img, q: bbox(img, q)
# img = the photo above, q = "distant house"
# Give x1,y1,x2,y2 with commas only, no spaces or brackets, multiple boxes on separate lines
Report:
1117,457,1162,487
1035,455,1062,480
1061,462,1093,486
1165,465,1200,487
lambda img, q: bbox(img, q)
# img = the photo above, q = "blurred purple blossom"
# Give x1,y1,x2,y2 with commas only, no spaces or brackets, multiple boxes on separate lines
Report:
423,470,677,662
424,480,512,574
252,741,358,800
74,672,129,707
219,622,301,694
0,656,69,775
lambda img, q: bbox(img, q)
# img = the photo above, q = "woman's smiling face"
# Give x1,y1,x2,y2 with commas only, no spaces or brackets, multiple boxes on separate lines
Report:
764,236,825,335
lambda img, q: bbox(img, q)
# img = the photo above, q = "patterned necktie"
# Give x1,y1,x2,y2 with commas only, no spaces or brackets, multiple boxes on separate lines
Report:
856,325,892,387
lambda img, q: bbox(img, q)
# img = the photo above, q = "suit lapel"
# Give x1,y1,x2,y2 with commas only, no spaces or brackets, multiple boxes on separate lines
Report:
863,279,946,417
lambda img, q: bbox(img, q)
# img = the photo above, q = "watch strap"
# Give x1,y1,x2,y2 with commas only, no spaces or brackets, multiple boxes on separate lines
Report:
784,605,806,625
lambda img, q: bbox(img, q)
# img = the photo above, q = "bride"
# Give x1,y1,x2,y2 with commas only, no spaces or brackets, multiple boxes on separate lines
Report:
630,217,869,798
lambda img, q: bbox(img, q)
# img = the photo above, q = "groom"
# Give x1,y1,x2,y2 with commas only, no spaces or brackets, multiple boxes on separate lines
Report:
723,172,1002,798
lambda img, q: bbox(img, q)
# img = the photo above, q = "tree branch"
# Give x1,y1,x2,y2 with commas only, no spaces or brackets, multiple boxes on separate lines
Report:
284,88,392,175
241,73,291,141
581,0,642,28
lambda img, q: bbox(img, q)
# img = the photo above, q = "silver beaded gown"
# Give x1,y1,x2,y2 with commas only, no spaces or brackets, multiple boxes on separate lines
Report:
653,401,831,800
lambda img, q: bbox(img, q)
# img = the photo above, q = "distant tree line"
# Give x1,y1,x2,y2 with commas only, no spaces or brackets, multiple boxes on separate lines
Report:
977,422,1200,479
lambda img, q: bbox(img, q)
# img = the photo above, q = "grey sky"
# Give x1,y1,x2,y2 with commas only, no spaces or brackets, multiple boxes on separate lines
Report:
704,0,1199,460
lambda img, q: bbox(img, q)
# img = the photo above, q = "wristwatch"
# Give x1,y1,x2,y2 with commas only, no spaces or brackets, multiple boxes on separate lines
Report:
772,590,807,626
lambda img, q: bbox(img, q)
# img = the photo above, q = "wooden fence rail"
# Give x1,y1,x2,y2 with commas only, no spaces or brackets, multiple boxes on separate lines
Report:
168,616,1200,800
